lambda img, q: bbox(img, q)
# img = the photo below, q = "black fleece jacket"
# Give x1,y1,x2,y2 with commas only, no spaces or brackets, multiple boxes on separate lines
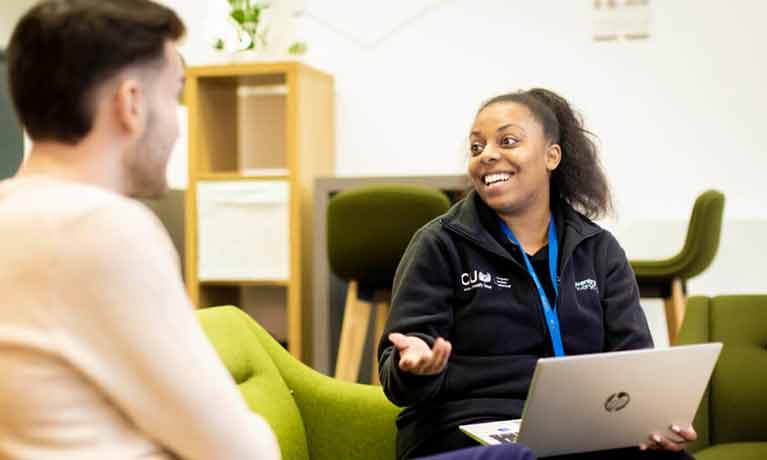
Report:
377,191,653,460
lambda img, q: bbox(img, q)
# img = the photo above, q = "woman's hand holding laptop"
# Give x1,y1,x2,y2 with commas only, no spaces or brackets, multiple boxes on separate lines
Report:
640,425,697,452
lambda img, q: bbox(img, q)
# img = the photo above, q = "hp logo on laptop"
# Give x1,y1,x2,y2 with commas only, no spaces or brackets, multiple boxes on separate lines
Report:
604,392,631,412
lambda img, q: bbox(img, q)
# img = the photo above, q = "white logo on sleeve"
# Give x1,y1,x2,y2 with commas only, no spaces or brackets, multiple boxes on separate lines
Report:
575,278,598,292
460,270,510,291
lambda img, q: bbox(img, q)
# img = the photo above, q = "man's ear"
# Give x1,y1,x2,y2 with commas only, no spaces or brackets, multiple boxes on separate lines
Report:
546,143,562,171
113,78,146,138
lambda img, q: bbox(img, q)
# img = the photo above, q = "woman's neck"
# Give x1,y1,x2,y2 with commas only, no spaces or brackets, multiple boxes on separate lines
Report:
499,201,552,255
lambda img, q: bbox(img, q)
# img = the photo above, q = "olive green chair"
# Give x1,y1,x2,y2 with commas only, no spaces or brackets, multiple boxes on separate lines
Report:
197,306,399,460
677,295,767,460
327,185,451,383
630,190,725,344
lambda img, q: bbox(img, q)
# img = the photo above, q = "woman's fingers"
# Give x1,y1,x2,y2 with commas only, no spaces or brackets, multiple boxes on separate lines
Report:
419,338,453,375
640,425,695,452
646,433,684,452
432,338,452,373
421,338,446,374
388,332,410,351
399,343,431,372
671,425,697,442
399,349,421,371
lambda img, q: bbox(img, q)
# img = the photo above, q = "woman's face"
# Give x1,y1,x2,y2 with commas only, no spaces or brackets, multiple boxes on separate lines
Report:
468,101,561,217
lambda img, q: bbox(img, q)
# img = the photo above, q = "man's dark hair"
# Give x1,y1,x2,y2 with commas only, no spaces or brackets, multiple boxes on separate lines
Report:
6,0,185,144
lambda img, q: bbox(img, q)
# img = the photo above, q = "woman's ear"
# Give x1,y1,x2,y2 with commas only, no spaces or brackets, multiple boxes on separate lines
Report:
546,144,562,171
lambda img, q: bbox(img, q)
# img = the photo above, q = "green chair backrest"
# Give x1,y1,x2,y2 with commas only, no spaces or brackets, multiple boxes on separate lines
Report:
678,295,767,451
327,185,450,291
198,306,310,460
677,190,725,279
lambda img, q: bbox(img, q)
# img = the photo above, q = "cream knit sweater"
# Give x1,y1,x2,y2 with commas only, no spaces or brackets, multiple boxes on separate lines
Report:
0,177,280,460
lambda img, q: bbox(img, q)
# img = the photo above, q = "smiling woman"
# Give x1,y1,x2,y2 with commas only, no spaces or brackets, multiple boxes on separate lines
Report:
377,89,698,460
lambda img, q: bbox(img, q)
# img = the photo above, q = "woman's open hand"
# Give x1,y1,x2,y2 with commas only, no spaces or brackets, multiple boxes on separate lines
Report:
388,332,452,375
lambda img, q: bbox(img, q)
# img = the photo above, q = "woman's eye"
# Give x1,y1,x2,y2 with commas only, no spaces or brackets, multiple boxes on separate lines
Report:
470,142,484,156
500,136,518,147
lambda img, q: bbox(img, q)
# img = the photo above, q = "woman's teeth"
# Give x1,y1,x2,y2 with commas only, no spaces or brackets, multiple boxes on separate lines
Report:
484,172,511,185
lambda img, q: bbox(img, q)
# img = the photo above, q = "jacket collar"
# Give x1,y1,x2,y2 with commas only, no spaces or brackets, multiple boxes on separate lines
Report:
441,190,603,265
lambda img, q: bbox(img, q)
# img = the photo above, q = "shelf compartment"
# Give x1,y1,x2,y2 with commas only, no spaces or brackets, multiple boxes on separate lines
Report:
193,75,287,175
196,180,290,282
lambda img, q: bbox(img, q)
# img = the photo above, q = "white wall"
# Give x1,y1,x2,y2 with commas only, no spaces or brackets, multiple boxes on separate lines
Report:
0,0,33,47
301,0,767,219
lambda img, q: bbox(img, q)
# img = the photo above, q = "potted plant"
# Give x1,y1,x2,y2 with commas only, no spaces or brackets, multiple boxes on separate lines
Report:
212,0,308,58
226,0,270,51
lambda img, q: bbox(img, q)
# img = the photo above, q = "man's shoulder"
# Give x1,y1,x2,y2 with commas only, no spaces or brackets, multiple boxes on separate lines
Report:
0,177,146,219
0,177,165,249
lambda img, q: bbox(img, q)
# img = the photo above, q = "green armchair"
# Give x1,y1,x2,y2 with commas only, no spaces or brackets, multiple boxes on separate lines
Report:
197,306,399,460
677,295,767,460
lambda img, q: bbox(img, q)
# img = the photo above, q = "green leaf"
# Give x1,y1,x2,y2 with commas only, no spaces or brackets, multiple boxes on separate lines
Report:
288,41,307,55
244,9,261,23
230,9,245,24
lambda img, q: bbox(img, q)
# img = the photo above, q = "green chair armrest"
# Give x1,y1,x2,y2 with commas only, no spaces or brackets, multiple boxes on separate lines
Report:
236,308,399,460
291,376,399,460
695,442,767,460
676,296,711,452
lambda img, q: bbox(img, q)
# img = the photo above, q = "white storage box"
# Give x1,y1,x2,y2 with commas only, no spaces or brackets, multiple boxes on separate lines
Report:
197,180,290,281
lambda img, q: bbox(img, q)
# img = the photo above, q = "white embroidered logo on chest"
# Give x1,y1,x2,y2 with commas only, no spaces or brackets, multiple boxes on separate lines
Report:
460,270,510,291
575,278,598,292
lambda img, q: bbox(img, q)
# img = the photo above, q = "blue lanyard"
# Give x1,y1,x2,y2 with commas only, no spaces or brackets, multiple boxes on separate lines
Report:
499,214,565,357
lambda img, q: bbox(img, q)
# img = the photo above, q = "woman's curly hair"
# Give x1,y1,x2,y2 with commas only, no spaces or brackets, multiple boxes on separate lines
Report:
478,88,613,219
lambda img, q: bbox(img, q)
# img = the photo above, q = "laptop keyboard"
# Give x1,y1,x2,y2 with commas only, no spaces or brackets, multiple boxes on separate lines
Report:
489,432,518,444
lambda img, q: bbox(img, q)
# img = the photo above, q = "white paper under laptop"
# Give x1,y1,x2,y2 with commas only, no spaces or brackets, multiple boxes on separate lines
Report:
460,343,722,458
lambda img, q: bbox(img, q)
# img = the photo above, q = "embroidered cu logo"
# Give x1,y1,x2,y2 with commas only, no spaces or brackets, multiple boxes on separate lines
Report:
460,270,498,291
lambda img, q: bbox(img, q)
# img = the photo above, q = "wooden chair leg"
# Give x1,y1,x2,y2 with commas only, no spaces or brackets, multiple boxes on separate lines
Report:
335,281,372,382
664,278,688,345
371,301,389,385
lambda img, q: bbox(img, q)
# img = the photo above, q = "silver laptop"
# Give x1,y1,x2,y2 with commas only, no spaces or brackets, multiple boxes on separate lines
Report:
460,343,722,457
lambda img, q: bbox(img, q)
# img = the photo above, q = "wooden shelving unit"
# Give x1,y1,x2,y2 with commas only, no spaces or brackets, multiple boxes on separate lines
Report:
184,62,334,361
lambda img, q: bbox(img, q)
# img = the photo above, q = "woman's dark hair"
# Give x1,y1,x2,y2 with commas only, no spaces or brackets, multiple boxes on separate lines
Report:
478,88,613,219
7,0,185,144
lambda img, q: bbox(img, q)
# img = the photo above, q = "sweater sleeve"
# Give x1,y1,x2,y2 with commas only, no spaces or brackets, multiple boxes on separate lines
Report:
600,233,654,351
51,200,280,460
377,226,455,407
